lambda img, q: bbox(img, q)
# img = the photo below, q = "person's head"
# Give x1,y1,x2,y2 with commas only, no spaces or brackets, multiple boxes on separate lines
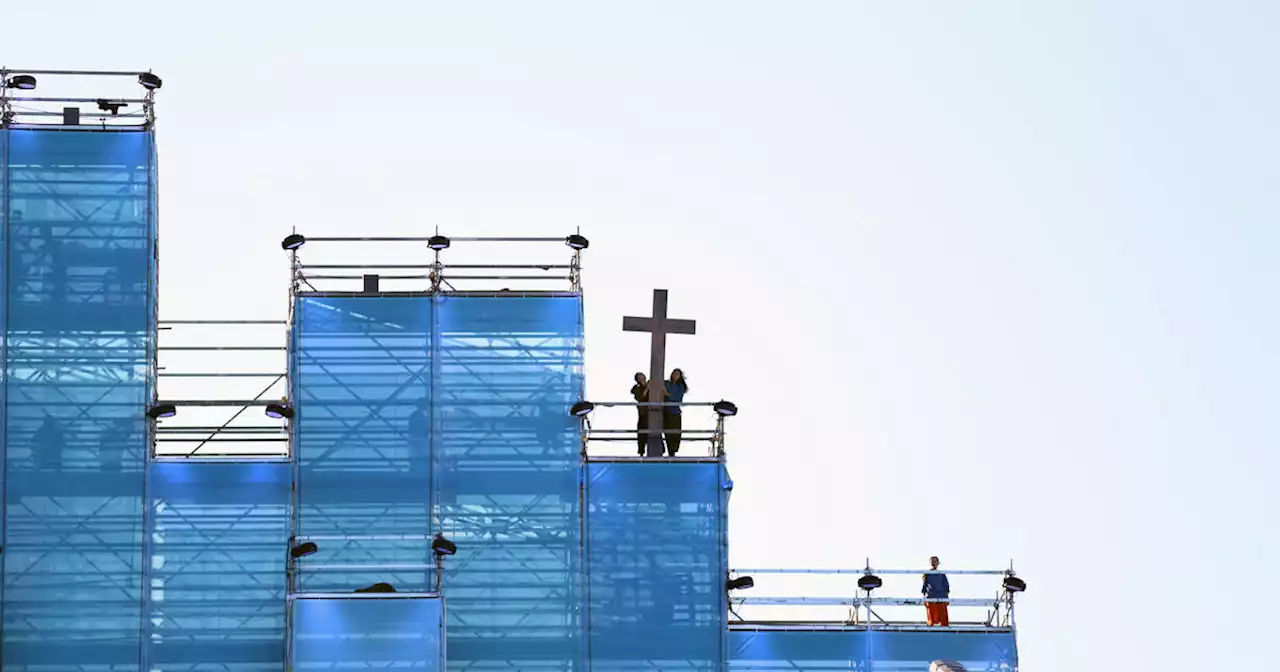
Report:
930,556,940,570
670,368,684,384
12,209,22,221
634,372,646,385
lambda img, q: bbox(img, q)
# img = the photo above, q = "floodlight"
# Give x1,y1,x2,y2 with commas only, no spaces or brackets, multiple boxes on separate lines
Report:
138,72,163,90
281,233,306,250
726,576,754,591
713,400,738,417
6,75,37,91
1002,576,1026,593
355,582,396,593
568,401,595,417
566,234,589,250
147,403,177,419
290,541,318,559
857,574,883,592
428,235,451,251
265,402,294,420
432,533,457,556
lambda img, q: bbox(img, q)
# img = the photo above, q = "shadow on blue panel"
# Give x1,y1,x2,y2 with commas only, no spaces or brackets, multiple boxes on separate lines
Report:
3,129,154,670
586,461,727,671
729,629,1018,671
147,461,291,670
291,595,444,669
434,296,583,670
293,297,434,593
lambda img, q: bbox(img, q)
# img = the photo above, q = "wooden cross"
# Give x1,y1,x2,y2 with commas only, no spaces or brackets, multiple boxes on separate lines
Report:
623,289,696,457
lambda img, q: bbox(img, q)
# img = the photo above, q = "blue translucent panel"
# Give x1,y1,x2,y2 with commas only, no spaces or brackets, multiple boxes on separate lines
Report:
729,629,1019,671
434,296,583,670
146,460,291,671
866,630,1018,670
293,297,433,593
3,129,155,670
291,595,444,669
585,461,728,671
730,629,866,670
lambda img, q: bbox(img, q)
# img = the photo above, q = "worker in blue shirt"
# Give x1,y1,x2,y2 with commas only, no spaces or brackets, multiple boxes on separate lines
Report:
662,369,688,456
922,556,950,626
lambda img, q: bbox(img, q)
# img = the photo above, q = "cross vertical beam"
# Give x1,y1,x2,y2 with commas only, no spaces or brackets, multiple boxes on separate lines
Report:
623,289,696,456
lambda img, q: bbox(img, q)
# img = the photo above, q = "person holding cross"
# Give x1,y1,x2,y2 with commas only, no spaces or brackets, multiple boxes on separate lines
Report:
663,369,688,455
623,289,696,458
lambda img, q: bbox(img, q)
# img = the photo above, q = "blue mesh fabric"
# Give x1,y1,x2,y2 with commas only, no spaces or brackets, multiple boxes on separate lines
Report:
293,297,433,593
866,630,1018,671
2,129,155,670
291,596,444,669
146,460,291,670
729,629,1019,671
434,296,583,670
730,630,866,670
585,461,728,671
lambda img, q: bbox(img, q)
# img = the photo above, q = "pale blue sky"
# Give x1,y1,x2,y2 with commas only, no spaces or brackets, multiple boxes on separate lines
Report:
7,1,1277,668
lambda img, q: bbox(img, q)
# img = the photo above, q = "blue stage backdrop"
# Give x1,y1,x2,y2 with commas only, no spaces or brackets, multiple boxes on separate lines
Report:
1,128,156,670
292,297,434,593
433,296,584,670
146,460,291,671
585,461,729,671
729,628,1019,671
291,595,445,670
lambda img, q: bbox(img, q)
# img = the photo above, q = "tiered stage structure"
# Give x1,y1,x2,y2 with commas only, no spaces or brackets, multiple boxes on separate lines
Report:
0,69,1022,670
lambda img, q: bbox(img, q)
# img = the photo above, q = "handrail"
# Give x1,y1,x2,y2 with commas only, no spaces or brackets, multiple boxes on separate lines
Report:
736,567,1011,576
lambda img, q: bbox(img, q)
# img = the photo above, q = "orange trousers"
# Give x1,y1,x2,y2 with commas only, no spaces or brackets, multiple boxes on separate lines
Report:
925,601,950,626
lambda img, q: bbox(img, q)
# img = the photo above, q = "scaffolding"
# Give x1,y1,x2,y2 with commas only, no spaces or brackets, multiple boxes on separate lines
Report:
0,68,1022,672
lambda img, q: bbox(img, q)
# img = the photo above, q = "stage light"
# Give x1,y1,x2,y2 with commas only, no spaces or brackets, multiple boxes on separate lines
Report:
265,402,294,420
355,582,396,593
138,72,163,90
713,400,738,417
726,575,754,591
432,533,457,556
857,574,883,592
281,233,306,250
568,401,595,417
96,99,128,115
6,75,37,90
1002,576,1026,593
147,403,177,419
290,541,318,559
566,234,589,250
428,235,451,251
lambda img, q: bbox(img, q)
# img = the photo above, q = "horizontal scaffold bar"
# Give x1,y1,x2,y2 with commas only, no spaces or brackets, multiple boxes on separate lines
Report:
735,567,1011,576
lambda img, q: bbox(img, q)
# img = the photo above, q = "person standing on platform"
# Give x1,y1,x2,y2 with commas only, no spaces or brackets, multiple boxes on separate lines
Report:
923,556,951,626
630,373,657,456
662,369,688,456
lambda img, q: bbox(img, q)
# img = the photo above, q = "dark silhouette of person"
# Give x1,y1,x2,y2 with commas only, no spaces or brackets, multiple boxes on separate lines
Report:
408,398,429,477
630,372,655,456
99,417,135,472
33,417,65,472
662,369,688,456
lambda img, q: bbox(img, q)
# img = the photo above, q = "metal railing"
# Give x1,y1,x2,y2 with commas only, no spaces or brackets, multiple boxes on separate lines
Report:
1,67,159,127
577,400,730,459
287,233,587,294
727,563,1023,631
